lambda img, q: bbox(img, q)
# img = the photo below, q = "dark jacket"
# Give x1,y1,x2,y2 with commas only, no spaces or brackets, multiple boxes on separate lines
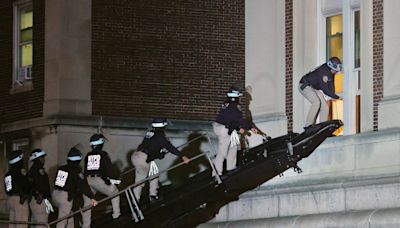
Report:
29,161,51,201
300,63,339,99
138,130,181,163
215,101,252,132
55,162,95,201
4,165,31,202
84,149,119,180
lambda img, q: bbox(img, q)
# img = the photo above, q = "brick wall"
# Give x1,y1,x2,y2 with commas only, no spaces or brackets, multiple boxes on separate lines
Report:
0,0,44,125
92,0,245,121
372,0,384,131
285,0,293,131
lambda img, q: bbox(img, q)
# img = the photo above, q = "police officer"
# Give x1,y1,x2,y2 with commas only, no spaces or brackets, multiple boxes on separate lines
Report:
131,118,190,202
82,134,121,228
299,57,343,128
28,149,53,227
52,147,97,228
213,86,258,176
4,150,30,228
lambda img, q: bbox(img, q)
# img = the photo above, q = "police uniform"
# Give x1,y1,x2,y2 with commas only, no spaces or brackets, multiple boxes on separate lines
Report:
28,149,52,227
131,118,183,201
4,150,30,228
213,86,252,175
82,134,121,228
299,59,341,127
52,147,95,228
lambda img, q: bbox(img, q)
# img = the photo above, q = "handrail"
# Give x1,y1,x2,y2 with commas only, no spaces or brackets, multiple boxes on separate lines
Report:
120,132,209,177
48,148,216,226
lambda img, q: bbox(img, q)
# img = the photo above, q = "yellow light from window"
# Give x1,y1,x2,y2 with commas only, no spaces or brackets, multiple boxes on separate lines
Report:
329,15,342,36
20,9,33,30
21,44,33,66
334,73,343,93
331,99,344,135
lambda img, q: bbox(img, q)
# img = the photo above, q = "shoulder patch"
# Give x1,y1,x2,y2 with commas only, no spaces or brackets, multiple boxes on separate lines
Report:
39,169,45,175
20,169,27,176
78,173,85,180
322,75,329,83
145,131,155,139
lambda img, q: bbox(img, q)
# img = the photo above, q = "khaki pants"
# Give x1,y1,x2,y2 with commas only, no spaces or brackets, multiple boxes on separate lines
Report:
81,176,120,228
213,122,237,175
52,190,74,228
131,151,159,200
299,83,329,127
29,198,48,228
7,195,29,228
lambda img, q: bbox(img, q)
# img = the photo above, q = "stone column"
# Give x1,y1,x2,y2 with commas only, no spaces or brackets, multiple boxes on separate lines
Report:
43,0,92,115
379,0,400,129
245,0,287,142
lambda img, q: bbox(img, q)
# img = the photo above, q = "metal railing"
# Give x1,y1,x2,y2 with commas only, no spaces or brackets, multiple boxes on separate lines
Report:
0,132,219,227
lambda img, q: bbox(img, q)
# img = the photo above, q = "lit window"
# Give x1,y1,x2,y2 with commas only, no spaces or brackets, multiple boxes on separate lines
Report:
14,2,33,86
354,10,361,133
326,14,344,135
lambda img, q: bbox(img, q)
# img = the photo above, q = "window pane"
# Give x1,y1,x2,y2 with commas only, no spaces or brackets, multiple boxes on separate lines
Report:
326,14,343,60
326,14,344,135
20,28,32,42
20,7,33,30
20,43,33,67
327,15,343,36
354,11,360,68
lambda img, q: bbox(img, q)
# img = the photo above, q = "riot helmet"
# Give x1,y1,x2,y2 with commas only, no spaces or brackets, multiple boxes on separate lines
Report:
9,150,23,165
67,147,82,161
327,57,342,73
30,148,47,161
152,117,168,128
227,86,243,102
90,133,105,149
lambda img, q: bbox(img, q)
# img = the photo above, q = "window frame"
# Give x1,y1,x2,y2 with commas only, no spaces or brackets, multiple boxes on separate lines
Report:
12,0,33,90
318,0,361,135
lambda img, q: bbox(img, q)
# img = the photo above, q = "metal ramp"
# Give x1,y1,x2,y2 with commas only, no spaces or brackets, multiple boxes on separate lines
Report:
89,120,344,228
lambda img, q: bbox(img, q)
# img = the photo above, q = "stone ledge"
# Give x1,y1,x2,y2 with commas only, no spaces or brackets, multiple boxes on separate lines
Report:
0,115,213,133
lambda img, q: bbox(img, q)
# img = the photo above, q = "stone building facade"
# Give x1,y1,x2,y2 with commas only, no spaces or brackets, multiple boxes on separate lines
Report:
1,0,400,227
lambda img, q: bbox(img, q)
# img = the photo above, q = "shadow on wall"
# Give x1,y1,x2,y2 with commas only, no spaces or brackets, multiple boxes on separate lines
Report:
117,149,137,189
241,86,266,147
167,132,211,187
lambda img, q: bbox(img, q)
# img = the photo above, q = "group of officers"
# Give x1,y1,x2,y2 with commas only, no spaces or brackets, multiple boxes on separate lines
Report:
3,56,342,228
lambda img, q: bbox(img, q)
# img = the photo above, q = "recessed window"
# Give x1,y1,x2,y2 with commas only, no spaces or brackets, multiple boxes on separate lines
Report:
13,2,33,88
326,14,344,135
354,11,360,69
